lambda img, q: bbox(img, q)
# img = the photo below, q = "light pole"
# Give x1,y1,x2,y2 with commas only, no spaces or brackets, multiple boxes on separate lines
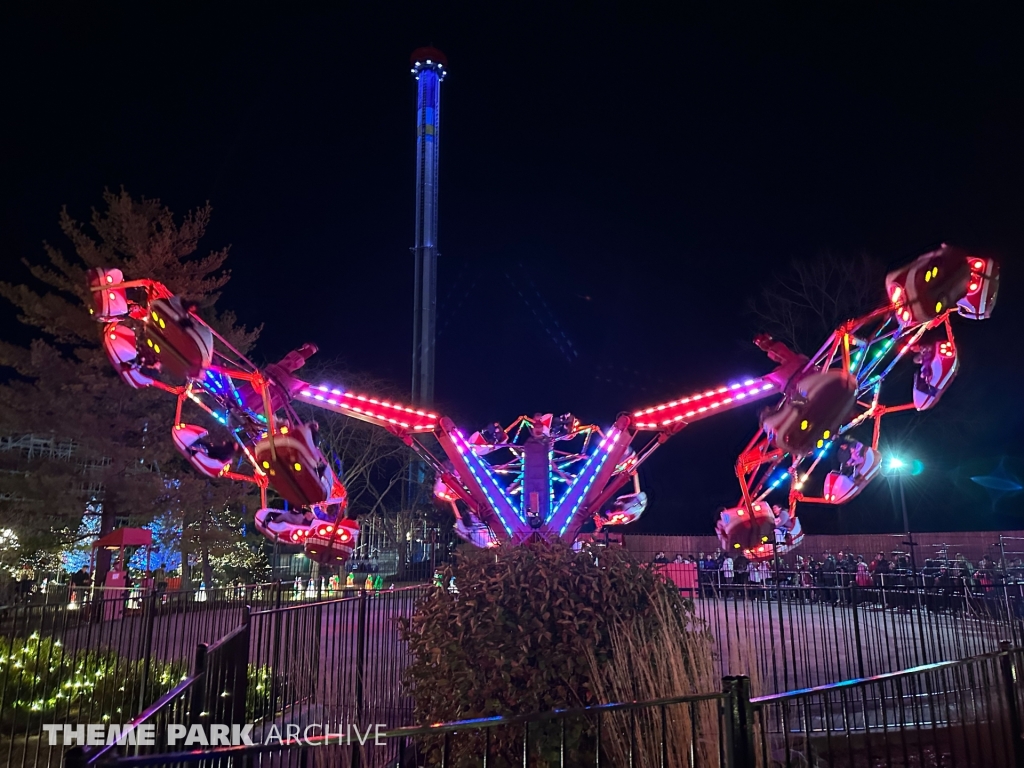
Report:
884,454,925,581
886,454,929,662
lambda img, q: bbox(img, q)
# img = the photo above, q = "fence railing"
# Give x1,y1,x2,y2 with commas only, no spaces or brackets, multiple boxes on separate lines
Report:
64,685,734,767
13,577,1024,766
0,581,325,768
55,587,430,768
63,610,251,768
53,643,1024,767
248,585,430,732
748,641,1024,768
688,580,1024,695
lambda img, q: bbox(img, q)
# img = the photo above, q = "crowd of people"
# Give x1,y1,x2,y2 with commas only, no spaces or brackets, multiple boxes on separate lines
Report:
651,548,1019,597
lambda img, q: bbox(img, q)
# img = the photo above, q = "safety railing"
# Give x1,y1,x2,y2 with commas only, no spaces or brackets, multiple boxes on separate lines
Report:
63,610,251,768
62,686,733,767
0,583,293,768
687,580,1024,695
54,643,1024,767
248,584,431,732
748,640,1024,768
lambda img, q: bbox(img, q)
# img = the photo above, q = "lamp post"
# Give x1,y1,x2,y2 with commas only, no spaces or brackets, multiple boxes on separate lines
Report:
884,456,925,577
887,457,918,577
886,454,929,662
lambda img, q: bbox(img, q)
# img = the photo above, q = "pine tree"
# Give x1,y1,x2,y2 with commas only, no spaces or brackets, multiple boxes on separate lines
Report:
0,189,260,582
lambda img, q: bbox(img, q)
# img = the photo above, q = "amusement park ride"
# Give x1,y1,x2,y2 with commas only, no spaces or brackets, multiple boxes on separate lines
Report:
86,244,999,565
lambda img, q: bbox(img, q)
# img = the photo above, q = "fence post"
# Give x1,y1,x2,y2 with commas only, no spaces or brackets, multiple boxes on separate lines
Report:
851,584,866,678
190,643,209,728
722,676,754,768
1000,641,1024,768
233,607,251,724
352,589,369,768
137,591,158,716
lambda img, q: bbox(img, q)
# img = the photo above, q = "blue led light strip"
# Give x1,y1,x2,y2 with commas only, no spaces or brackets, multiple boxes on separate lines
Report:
451,430,517,536
552,429,621,536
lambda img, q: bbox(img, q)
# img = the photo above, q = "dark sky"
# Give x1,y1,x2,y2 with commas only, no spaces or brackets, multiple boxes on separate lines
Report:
2,3,1022,535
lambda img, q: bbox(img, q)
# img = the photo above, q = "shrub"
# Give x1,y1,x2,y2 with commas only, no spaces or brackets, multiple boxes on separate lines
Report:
398,540,710,765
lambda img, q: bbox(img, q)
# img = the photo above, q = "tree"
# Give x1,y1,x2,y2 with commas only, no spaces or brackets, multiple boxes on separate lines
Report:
749,251,888,355
0,189,259,581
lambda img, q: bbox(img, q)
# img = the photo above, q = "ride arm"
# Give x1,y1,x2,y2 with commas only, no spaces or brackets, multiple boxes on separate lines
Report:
549,415,634,544
293,383,438,435
435,418,519,542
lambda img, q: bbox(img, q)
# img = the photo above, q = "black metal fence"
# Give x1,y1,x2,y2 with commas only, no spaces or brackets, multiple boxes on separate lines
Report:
64,611,251,768
688,580,1024,696
52,644,1024,767
0,581,350,768
247,585,431,733
57,586,435,768
749,641,1024,767
33,579,1024,768
62,682,733,767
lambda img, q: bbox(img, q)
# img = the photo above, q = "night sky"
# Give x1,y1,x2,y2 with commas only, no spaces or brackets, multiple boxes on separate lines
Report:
2,4,1022,535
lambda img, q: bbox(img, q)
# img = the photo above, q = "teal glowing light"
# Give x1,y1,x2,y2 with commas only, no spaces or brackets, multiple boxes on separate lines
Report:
887,456,924,476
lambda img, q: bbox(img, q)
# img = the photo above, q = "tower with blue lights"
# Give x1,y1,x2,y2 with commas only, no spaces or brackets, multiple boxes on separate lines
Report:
410,47,447,407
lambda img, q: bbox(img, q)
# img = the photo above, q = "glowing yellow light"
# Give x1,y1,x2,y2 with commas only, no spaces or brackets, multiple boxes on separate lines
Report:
261,461,270,469
293,462,302,472
280,426,289,434
823,430,830,439
146,338,153,347
924,271,931,282
800,420,808,430
153,344,160,354
816,439,824,448
158,319,166,329
935,301,943,313
151,311,158,320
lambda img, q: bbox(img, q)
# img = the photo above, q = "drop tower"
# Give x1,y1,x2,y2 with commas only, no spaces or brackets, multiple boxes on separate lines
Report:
410,47,447,407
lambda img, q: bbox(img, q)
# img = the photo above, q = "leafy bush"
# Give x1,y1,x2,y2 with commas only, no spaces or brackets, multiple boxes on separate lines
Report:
398,540,710,765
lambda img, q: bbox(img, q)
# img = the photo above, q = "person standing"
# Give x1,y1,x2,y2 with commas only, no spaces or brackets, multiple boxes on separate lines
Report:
721,553,734,591
734,554,749,589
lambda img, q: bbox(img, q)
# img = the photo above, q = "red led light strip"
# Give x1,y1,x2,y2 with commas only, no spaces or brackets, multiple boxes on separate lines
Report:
632,379,776,429
297,385,438,431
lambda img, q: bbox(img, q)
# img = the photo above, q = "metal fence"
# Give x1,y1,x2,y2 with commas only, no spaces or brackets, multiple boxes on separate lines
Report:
749,642,1024,767
688,580,1024,696
0,581,359,768
64,612,251,768
248,585,430,733
52,645,1024,767
59,586,437,768
63,680,733,767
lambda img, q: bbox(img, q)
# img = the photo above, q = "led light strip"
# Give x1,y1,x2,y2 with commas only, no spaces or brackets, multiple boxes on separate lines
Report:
299,385,437,431
555,428,622,535
450,429,517,535
633,382,775,429
634,380,759,417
